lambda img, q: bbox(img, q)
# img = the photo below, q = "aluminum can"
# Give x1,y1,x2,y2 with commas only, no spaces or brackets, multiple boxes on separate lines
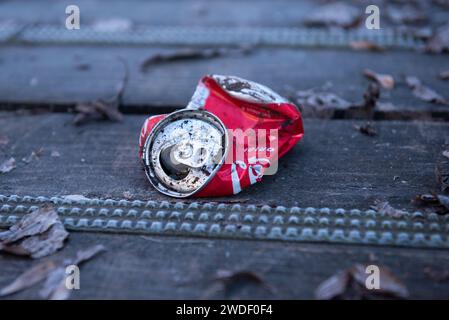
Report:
139,75,304,198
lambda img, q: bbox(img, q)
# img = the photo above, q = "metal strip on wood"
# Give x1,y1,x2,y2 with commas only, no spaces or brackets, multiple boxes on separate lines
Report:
0,24,424,49
0,195,447,249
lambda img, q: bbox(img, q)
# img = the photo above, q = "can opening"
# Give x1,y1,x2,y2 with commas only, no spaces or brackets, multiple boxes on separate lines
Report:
159,145,190,181
143,109,228,198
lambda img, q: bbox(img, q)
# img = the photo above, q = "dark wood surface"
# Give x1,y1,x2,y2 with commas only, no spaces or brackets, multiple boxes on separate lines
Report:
0,46,448,120
0,0,448,300
1,113,447,210
0,0,447,28
1,231,449,299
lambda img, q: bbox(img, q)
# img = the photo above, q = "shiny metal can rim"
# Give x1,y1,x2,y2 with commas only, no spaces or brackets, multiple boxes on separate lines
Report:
142,109,229,198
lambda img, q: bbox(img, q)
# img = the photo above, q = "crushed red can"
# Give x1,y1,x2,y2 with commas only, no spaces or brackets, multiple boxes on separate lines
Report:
139,75,304,198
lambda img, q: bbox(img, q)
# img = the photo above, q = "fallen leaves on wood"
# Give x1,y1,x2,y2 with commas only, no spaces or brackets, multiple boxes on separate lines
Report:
413,194,449,215
0,260,57,297
315,264,409,300
436,152,449,192
0,206,69,258
73,58,128,126
214,270,273,298
346,83,380,118
426,24,449,53
405,76,448,105
387,5,428,25
349,41,385,52
141,47,252,72
41,244,106,300
294,82,380,119
0,245,105,299
0,157,16,173
73,100,124,126
439,70,449,80
372,201,407,219
22,148,44,164
354,123,377,137
363,69,395,90
315,270,350,300
443,150,449,159
294,89,351,118
304,2,360,28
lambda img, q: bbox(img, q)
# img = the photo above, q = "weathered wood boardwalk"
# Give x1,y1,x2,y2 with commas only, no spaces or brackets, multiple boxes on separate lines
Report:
0,0,448,299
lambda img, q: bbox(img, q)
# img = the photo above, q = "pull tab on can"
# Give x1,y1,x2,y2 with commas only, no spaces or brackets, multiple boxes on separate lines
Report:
142,109,229,198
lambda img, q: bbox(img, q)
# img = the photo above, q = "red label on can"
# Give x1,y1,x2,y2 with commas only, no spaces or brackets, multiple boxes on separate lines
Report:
140,75,304,198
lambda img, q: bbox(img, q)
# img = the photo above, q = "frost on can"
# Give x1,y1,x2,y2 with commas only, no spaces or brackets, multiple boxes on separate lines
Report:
140,75,304,198
141,109,229,198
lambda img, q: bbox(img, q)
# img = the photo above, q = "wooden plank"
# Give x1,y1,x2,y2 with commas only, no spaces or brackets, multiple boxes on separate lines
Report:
0,0,445,28
0,46,448,120
0,112,447,210
0,0,314,27
1,231,449,299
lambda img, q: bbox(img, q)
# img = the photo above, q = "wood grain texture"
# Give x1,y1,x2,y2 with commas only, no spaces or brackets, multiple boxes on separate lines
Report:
1,231,449,299
0,112,447,210
0,46,448,119
0,0,446,28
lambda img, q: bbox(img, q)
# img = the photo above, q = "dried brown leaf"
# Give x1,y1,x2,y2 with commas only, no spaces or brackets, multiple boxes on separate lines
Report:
0,206,59,243
0,260,57,297
72,244,106,265
349,41,385,52
436,157,449,192
387,5,428,25
372,201,407,218
351,264,409,299
363,69,395,90
346,83,380,119
295,89,351,118
304,3,360,28
0,245,105,299
73,58,127,126
316,264,408,300
214,270,273,297
354,123,377,137
22,148,44,164
41,244,105,300
140,47,251,72
439,71,449,80
39,267,69,300
73,100,123,126
3,222,69,258
413,194,449,214
405,76,448,105
141,48,223,72
0,206,69,258
426,24,449,54
315,270,350,300
0,157,16,173
437,195,449,211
